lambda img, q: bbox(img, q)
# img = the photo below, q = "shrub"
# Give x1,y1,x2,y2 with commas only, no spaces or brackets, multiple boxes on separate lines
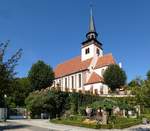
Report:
143,108,150,114
79,106,86,116
25,90,69,118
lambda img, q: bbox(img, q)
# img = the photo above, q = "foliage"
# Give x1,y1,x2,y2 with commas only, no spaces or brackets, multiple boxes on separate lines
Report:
128,77,143,87
70,93,79,114
25,90,69,118
6,77,31,107
103,64,127,91
51,90,70,117
79,106,86,116
147,70,150,81
69,92,102,114
142,114,150,121
143,108,150,114
91,99,117,109
25,90,55,118
0,41,22,107
70,92,136,115
28,60,54,91
130,80,150,112
51,116,141,129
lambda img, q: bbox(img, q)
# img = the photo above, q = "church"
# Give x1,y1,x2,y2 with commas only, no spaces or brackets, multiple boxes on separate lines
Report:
53,9,117,95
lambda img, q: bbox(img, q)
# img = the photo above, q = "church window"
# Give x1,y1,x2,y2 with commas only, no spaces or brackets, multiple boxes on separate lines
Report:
97,48,100,55
101,69,105,76
65,78,67,88
85,48,90,54
94,89,98,95
59,80,61,87
79,74,81,88
71,76,74,88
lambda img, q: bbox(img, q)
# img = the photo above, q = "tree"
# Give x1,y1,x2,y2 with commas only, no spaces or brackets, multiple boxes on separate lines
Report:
103,64,127,91
130,80,150,112
6,77,31,107
128,77,143,87
147,70,150,81
0,41,22,107
28,60,54,91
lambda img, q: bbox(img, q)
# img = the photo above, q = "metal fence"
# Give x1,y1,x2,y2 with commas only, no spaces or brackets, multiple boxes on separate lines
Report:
0,108,7,121
8,108,27,119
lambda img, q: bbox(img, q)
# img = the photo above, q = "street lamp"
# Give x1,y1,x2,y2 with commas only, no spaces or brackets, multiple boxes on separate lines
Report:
4,94,7,122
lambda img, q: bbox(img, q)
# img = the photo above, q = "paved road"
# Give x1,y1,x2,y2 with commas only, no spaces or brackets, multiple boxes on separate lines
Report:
0,121,55,131
1,119,150,131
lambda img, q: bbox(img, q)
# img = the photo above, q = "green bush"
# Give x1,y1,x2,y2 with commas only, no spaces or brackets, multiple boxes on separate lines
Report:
143,108,150,114
142,114,150,121
25,90,69,118
79,107,86,116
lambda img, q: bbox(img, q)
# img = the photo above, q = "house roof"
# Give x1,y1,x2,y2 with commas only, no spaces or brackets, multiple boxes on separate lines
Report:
94,53,115,69
85,72,103,85
54,53,115,78
54,56,92,78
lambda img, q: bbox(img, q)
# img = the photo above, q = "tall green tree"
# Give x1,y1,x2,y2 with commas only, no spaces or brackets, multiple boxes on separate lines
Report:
103,64,127,91
6,77,31,107
28,60,54,91
0,41,22,107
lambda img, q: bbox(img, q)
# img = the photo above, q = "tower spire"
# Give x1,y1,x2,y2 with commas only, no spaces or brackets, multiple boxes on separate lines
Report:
86,6,98,40
89,7,96,32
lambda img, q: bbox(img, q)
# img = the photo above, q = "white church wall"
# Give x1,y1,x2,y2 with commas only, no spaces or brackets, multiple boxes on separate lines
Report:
81,44,94,61
84,83,108,95
94,66,108,77
54,71,85,92
81,44,103,61
54,69,110,95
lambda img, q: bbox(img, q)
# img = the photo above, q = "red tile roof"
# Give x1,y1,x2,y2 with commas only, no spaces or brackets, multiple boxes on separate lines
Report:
54,56,92,78
85,72,103,85
54,54,115,78
94,53,115,69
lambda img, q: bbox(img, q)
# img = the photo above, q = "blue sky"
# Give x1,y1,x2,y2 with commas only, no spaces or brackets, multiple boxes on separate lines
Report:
0,0,150,82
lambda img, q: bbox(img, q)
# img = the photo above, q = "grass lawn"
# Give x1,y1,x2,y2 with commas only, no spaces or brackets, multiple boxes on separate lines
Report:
50,115,142,129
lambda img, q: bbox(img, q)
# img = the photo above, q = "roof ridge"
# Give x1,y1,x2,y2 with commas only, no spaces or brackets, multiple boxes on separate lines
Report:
103,53,113,57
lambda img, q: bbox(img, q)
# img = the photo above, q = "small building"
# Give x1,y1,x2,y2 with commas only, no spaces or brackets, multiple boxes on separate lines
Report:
53,9,118,95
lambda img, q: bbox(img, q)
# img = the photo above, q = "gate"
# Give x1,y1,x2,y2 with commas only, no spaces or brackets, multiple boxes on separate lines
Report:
8,108,27,119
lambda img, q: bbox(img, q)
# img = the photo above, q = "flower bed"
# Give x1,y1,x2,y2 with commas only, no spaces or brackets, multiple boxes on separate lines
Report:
50,115,142,129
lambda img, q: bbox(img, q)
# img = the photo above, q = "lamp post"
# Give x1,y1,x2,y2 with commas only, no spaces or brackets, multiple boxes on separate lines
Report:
4,94,7,122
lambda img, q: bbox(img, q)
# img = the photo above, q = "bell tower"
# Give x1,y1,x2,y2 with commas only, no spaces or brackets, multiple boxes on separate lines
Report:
81,8,103,61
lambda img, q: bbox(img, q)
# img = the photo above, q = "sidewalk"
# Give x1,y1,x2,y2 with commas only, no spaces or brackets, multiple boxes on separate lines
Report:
5,119,150,131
